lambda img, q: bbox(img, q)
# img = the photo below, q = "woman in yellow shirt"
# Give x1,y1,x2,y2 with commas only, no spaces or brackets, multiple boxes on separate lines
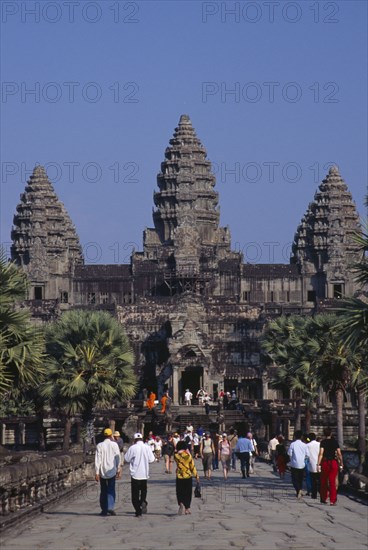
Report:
174,440,200,515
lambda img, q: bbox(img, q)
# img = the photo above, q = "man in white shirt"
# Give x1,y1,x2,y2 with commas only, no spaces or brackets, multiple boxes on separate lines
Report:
268,434,279,472
184,389,193,406
288,430,308,499
124,432,155,517
95,428,121,516
306,433,320,499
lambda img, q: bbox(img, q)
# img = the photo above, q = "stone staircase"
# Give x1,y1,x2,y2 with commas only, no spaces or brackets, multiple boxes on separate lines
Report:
170,407,247,434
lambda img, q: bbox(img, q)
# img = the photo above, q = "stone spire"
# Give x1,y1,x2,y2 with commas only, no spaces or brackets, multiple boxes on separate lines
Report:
153,114,220,244
11,165,83,298
140,115,238,286
291,166,361,295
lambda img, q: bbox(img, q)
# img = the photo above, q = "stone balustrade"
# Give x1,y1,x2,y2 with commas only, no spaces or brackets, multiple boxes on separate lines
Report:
0,452,92,529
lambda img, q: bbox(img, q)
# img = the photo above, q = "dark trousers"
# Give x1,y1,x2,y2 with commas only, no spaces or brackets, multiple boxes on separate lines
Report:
99,476,116,513
239,452,250,477
131,477,147,516
310,472,320,499
291,467,304,494
231,449,237,470
176,477,193,509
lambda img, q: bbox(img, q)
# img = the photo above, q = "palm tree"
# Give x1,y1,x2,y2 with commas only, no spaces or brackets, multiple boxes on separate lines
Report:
0,252,45,399
335,215,368,457
42,310,137,450
306,314,358,449
261,315,318,432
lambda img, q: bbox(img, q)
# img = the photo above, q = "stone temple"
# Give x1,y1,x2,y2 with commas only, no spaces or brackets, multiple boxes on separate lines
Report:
10,115,362,430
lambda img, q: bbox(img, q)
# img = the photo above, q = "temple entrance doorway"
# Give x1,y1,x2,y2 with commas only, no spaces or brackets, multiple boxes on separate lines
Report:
180,367,203,404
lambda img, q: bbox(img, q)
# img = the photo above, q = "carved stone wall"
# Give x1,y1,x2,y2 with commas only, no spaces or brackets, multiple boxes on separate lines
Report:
0,453,89,526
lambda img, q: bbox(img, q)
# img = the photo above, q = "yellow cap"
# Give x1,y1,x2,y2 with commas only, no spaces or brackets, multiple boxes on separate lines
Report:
104,428,113,436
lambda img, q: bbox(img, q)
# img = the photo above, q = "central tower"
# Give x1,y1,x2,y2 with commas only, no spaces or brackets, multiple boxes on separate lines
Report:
140,115,240,291
153,113,220,243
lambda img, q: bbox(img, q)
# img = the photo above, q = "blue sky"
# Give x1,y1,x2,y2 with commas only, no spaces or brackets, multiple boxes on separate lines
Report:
1,0,367,264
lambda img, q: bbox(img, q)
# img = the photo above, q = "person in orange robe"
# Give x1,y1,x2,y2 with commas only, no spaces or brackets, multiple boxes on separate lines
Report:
147,391,156,410
161,393,168,414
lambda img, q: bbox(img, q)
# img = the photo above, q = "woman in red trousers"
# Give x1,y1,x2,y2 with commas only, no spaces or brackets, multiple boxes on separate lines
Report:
317,427,343,505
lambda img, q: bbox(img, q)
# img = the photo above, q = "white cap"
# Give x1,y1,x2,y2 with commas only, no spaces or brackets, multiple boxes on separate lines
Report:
134,432,143,440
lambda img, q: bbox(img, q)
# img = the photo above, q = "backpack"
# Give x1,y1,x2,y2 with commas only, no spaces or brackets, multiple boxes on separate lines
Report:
185,435,192,447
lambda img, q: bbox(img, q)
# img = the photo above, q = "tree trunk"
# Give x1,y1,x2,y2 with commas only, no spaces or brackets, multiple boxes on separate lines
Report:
75,420,81,445
357,385,366,469
294,398,301,431
305,406,312,433
63,417,72,451
335,388,344,448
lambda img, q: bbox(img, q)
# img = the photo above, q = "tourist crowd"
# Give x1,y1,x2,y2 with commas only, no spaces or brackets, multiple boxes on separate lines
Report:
94,425,343,517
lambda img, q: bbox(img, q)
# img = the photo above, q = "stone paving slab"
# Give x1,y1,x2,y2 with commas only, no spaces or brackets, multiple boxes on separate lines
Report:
1,460,367,550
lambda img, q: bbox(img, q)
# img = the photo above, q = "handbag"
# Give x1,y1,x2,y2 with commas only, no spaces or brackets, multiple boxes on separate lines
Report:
194,482,201,498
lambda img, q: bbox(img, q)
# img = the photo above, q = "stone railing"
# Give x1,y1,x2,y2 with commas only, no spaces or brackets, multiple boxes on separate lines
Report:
0,452,92,530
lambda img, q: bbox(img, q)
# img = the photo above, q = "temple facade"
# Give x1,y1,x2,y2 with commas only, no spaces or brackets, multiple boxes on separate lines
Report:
10,115,362,408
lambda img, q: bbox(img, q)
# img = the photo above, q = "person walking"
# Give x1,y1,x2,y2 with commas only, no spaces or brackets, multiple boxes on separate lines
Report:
146,391,156,410
275,435,288,479
228,429,238,471
193,432,200,459
212,432,220,470
174,440,200,515
303,434,312,495
268,434,279,472
248,433,258,474
288,430,307,499
218,433,231,480
95,428,121,516
306,433,320,499
200,432,215,480
154,435,163,462
124,432,155,517
163,433,175,473
196,388,205,406
203,393,210,414
184,389,193,406
113,430,125,462
160,391,169,414
235,433,254,479
113,431,124,451
317,428,343,505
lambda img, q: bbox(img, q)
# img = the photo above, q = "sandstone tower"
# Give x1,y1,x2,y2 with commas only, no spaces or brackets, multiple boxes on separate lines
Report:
291,165,361,301
11,165,83,306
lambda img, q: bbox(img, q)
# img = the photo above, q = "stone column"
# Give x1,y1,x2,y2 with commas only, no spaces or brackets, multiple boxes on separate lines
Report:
203,369,209,393
172,366,179,405
19,422,26,446
285,419,290,441
1,423,6,445
262,375,269,399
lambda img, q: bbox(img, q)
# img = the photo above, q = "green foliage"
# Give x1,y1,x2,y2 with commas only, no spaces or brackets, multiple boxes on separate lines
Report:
260,315,319,406
306,314,356,394
335,220,368,354
0,251,45,399
42,309,137,420
0,394,36,417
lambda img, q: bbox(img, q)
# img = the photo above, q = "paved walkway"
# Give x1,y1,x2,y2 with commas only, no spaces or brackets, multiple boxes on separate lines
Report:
1,460,367,550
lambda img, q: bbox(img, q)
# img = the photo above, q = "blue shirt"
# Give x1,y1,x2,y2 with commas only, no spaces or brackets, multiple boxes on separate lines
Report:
235,437,254,453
